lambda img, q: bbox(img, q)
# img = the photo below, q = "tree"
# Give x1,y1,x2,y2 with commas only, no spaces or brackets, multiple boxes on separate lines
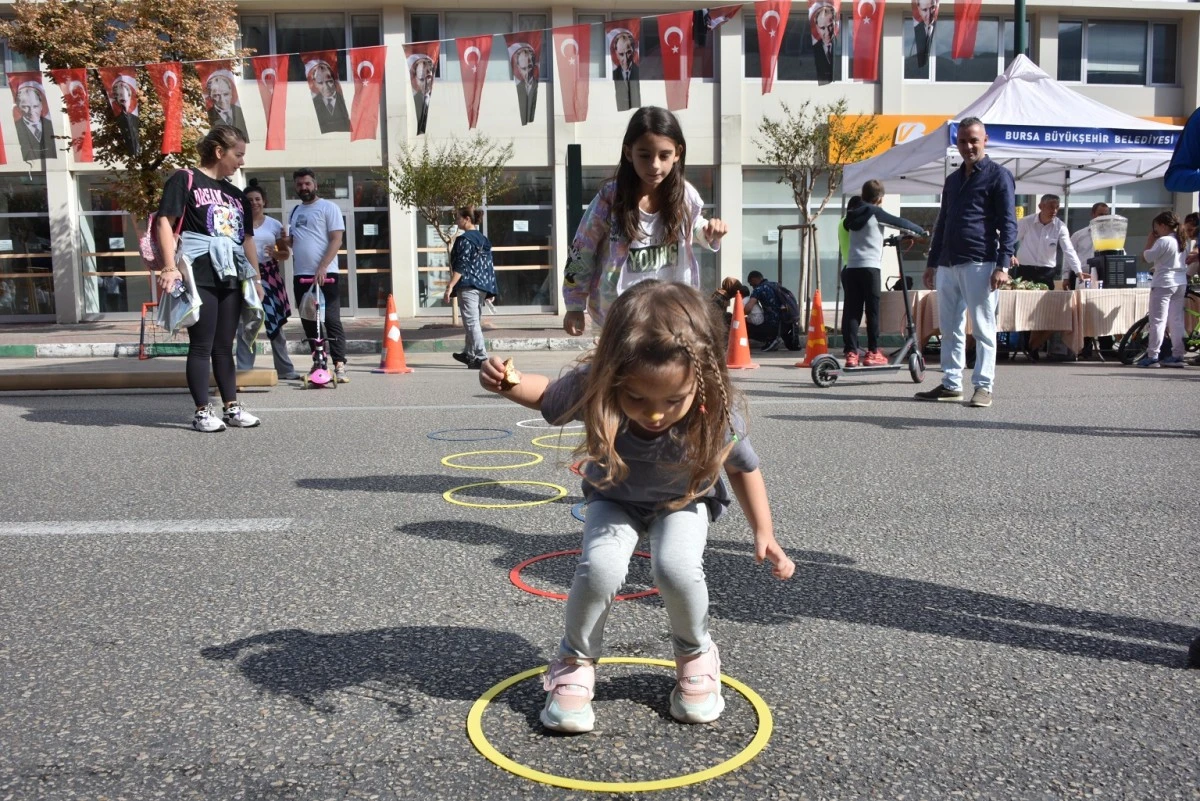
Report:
756,98,886,302
0,0,246,222
385,132,516,250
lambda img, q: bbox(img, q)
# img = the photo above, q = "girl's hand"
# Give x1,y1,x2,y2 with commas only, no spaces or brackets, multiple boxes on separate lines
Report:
755,534,795,580
704,218,728,244
157,266,180,294
478,356,509,393
563,310,585,336
254,280,265,301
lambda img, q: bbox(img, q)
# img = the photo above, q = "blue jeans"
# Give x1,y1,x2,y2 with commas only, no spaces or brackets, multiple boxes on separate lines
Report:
937,262,999,392
458,287,488,362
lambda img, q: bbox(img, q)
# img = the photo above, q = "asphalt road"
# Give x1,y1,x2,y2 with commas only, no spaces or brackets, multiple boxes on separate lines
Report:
1,351,1197,800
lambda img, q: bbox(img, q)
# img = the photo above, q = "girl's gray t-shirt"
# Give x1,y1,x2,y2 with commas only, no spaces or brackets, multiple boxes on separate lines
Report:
540,366,759,519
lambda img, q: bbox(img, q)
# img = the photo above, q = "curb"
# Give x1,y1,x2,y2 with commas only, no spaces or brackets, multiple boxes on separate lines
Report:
1,335,595,359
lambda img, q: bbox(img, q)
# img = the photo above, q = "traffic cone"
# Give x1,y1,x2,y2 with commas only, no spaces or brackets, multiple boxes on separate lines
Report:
726,292,759,370
373,294,414,374
798,289,829,367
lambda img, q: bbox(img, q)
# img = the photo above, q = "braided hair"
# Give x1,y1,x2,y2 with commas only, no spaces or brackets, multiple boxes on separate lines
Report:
568,280,740,510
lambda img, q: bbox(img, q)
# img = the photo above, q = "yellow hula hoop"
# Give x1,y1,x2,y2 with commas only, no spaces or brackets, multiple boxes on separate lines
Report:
530,432,587,450
442,481,568,509
466,657,773,793
441,451,544,470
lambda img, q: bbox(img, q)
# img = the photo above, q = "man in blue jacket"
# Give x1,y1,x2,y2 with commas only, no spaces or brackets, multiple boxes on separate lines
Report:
1164,107,1199,193
917,117,1017,408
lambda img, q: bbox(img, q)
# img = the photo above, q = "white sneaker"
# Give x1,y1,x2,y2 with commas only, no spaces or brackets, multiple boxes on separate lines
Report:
670,644,725,724
222,402,261,428
192,406,226,433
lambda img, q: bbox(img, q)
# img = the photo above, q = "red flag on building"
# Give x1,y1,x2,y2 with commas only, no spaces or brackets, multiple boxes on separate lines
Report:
754,0,791,94
704,5,743,30
853,0,886,81
952,0,983,59
349,45,387,141
404,42,440,136
455,36,492,129
658,11,694,111
504,30,542,126
302,50,350,134
50,68,92,162
251,54,289,150
145,62,183,154
194,59,249,142
553,24,590,123
97,66,142,157
8,71,54,162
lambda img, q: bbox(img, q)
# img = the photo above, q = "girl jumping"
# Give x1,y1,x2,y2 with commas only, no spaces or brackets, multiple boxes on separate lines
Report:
562,107,727,335
481,280,795,733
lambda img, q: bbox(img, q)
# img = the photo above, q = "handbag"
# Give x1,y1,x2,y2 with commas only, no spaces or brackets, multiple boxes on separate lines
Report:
298,281,320,321
154,257,202,332
139,169,193,271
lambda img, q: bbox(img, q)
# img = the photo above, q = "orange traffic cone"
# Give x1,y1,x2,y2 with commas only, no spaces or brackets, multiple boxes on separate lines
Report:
798,289,829,367
726,292,759,370
373,294,414,374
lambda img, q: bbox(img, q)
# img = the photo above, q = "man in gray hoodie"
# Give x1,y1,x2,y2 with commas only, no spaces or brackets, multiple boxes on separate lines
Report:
841,180,926,367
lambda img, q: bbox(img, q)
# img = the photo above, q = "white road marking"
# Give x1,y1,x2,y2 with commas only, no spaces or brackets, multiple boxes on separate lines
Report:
251,398,864,413
0,518,293,537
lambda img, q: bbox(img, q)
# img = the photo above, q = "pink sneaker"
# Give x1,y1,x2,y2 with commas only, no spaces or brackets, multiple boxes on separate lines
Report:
863,349,888,366
669,644,725,723
540,657,595,733
844,351,860,367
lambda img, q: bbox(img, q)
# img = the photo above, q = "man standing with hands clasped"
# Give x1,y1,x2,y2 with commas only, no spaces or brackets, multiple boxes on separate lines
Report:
284,168,349,383
917,117,1017,408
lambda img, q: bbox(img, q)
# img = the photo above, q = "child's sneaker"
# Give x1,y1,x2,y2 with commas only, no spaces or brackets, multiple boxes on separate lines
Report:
863,349,888,366
844,351,859,367
1135,355,1161,368
223,402,261,428
1161,356,1187,369
670,644,724,724
335,364,350,383
540,657,595,733
192,406,226,433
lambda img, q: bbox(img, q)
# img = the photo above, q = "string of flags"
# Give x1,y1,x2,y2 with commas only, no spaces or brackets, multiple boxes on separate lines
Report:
1,0,984,164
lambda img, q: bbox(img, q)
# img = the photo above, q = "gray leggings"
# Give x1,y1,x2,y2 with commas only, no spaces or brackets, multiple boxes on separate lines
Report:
561,499,712,660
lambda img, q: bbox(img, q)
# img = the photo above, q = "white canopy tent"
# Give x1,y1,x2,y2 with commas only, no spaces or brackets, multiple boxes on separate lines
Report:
843,56,1181,197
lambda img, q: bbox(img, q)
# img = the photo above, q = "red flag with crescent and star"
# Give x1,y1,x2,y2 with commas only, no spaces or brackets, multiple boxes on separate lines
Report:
952,0,983,59
553,24,590,123
50,68,92,162
252,54,289,150
145,62,183,154
658,11,694,111
754,0,791,94
349,46,387,141
456,36,492,130
853,0,885,81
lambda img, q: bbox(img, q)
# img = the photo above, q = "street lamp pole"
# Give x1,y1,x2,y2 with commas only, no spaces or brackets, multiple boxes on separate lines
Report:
1015,0,1027,56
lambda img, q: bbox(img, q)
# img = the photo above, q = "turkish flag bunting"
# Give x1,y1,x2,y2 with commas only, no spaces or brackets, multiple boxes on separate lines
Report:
952,0,984,59
658,11,694,111
852,0,885,81
456,36,492,129
8,71,57,165
97,66,141,158
705,5,744,30
403,42,440,136
145,62,184,154
252,55,289,150
350,46,387,141
50,68,92,162
755,0,792,94
553,24,590,123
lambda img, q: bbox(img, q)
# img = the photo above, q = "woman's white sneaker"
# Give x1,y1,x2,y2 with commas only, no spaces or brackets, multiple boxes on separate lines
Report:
192,406,227,433
222,402,261,428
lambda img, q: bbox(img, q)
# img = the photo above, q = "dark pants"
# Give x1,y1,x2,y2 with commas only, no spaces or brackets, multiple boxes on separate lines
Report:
746,320,779,344
187,283,241,408
294,276,346,365
841,268,881,353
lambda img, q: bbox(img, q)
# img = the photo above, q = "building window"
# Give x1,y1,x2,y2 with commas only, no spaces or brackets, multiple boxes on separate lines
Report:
77,177,145,318
743,169,841,295
1,35,41,81
238,15,270,77
1058,20,1178,86
903,16,1020,82
743,13,842,82
0,175,53,318
443,12,513,82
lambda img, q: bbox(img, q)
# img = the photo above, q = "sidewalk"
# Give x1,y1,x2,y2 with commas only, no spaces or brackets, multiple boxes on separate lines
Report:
0,314,590,358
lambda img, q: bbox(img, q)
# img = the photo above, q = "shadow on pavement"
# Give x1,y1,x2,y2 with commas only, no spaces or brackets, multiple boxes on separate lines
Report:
201,626,541,716
769,414,1200,439
297,474,583,505
11,404,180,429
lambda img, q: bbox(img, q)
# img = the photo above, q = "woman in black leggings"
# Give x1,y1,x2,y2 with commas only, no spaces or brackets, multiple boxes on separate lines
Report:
155,125,263,432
